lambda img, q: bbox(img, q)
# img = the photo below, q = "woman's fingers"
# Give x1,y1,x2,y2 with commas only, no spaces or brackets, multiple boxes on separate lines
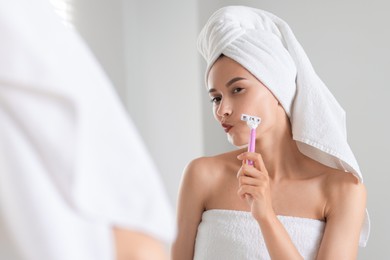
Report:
237,163,265,179
237,152,267,174
236,152,270,201
236,152,274,220
238,174,268,190
237,184,265,199
237,169,268,198
238,175,259,186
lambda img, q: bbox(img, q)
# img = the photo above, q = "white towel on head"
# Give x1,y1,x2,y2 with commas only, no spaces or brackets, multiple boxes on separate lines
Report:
197,5,369,247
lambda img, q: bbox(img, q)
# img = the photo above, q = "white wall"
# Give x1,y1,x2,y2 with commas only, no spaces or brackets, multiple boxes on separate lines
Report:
72,0,203,208
123,0,203,207
73,0,127,100
198,0,390,259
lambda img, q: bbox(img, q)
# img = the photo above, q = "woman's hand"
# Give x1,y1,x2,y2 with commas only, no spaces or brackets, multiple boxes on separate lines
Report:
237,152,304,259
237,152,274,221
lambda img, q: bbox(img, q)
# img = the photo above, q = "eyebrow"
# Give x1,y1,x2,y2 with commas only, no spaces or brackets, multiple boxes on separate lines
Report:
226,77,247,87
208,77,247,93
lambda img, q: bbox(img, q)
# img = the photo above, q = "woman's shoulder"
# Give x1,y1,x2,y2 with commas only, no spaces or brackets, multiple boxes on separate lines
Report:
185,148,244,172
178,149,243,206
322,169,366,215
323,169,366,194
184,156,216,172
304,158,365,194
182,148,244,183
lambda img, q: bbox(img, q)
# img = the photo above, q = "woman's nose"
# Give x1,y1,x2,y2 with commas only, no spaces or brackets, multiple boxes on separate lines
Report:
216,100,232,118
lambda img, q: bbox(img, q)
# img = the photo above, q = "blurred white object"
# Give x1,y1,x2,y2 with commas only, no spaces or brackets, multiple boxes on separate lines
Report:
0,0,175,259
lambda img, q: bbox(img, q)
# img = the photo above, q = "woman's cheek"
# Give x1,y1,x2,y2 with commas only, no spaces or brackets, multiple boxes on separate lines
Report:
227,130,248,148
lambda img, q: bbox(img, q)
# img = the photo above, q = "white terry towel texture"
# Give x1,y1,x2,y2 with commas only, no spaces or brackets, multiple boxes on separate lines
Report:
197,5,369,247
194,210,325,260
0,0,175,259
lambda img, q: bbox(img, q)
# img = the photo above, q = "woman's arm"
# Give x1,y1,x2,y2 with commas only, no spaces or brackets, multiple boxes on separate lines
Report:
171,158,211,260
237,152,304,260
316,173,366,260
113,228,168,260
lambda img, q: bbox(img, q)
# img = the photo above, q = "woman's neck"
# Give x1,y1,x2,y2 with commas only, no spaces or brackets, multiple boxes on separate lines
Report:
255,113,305,181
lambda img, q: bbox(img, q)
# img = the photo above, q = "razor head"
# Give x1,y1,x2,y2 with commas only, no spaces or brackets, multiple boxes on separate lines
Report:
241,114,261,129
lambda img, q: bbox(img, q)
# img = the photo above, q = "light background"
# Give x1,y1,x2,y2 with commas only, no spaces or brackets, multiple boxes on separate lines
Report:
72,0,389,258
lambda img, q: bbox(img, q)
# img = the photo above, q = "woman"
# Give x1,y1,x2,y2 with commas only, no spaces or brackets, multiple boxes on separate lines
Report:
172,6,369,260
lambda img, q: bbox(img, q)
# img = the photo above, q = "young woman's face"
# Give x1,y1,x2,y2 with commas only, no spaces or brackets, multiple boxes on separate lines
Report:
208,56,280,146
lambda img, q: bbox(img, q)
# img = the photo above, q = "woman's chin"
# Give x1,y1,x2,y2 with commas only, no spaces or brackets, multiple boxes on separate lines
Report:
227,135,248,148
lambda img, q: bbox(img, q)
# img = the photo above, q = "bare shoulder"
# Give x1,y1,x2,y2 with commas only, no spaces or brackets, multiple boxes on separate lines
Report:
316,170,367,258
176,150,241,219
324,170,366,198
184,156,216,176
181,149,243,193
323,169,366,217
183,149,242,180
182,156,219,186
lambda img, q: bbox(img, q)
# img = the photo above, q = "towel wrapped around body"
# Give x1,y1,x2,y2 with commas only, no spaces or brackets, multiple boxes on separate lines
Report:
194,210,325,260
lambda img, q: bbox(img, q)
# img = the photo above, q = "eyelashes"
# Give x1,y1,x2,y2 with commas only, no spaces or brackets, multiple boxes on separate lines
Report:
209,87,244,104
233,87,243,94
210,96,221,104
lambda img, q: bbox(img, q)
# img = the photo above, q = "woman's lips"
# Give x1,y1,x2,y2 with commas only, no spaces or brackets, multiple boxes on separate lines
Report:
222,123,233,133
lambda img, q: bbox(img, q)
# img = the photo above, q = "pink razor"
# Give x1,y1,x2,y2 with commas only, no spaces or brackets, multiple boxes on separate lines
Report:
241,114,261,165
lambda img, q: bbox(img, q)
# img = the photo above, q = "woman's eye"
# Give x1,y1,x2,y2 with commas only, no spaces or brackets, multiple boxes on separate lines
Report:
233,87,243,93
210,96,221,104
